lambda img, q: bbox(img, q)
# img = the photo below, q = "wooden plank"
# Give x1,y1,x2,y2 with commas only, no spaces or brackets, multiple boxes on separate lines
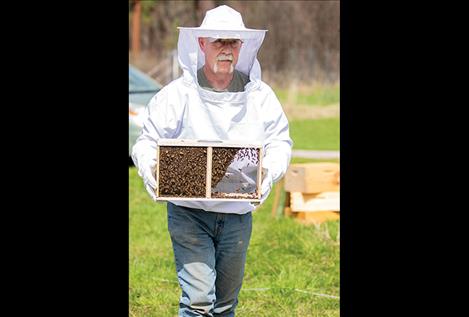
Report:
257,147,263,199
156,145,160,198
206,146,212,198
284,162,340,193
290,191,340,212
157,138,262,148
295,211,340,225
284,191,291,216
283,192,339,225
155,197,261,202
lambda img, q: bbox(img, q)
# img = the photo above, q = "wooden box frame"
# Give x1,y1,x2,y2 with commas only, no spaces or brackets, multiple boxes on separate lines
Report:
155,139,263,202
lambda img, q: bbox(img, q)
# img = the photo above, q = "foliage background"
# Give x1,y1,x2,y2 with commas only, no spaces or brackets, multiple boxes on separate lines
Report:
129,0,340,86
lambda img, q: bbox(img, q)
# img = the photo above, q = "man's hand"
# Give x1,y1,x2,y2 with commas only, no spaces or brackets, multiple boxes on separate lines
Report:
144,180,157,201
253,168,273,206
138,156,158,201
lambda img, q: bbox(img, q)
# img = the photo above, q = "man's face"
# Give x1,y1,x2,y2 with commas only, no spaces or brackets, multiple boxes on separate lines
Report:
198,38,242,75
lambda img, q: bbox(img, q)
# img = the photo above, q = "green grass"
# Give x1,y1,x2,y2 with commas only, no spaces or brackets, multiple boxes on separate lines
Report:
289,118,340,151
274,84,340,106
130,167,340,317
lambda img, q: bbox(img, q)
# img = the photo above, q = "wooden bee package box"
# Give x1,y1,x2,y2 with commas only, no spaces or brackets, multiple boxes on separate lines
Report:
155,139,263,202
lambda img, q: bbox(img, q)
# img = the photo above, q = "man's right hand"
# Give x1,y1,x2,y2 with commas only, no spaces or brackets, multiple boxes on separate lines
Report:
137,156,158,201
143,167,157,201
144,181,157,201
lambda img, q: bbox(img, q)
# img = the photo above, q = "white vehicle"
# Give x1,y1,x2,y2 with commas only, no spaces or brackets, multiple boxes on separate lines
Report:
129,65,161,158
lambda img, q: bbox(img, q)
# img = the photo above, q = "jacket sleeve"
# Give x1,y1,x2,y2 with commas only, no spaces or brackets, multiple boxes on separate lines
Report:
131,87,183,176
261,88,293,183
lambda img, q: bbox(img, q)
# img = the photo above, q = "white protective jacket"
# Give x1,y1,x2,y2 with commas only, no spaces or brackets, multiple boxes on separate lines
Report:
132,5,292,214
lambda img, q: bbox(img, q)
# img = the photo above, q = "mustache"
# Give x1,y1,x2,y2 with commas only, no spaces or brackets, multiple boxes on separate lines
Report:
217,54,233,61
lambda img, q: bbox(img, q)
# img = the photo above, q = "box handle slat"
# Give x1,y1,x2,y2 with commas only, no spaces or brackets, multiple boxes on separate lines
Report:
206,146,212,198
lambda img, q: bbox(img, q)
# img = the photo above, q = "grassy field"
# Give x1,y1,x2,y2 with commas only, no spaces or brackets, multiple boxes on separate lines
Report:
273,83,340,151
274,83,340,107
290,118,340,151
130,167,339,317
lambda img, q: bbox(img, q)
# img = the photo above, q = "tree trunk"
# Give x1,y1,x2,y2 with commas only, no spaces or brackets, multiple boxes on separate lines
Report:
131,0,141,58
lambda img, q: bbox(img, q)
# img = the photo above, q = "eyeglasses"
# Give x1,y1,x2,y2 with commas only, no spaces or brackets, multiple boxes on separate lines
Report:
210,39,243,49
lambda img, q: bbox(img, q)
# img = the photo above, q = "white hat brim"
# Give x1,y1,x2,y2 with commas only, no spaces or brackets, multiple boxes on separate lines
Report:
178,27,267,40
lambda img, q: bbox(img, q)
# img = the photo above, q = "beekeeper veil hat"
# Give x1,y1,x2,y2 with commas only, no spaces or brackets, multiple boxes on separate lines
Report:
177,5,267,89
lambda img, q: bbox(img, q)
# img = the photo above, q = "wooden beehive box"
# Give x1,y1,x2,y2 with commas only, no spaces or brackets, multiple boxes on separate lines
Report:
284,162,339,193
289,191,340,212
155,139,263,202
287,191,340,225
281,162,340,225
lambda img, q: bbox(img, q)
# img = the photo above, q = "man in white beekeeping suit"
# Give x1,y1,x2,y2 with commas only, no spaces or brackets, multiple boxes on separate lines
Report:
132,5,292,316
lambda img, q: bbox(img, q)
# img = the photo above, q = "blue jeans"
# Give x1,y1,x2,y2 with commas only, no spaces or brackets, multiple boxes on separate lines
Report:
167,202,252,317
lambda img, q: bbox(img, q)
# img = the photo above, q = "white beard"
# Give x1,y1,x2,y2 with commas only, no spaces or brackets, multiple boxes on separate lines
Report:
213,62,234,74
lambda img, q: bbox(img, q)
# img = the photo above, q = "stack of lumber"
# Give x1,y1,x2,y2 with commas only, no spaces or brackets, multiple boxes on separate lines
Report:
284,162,340,224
